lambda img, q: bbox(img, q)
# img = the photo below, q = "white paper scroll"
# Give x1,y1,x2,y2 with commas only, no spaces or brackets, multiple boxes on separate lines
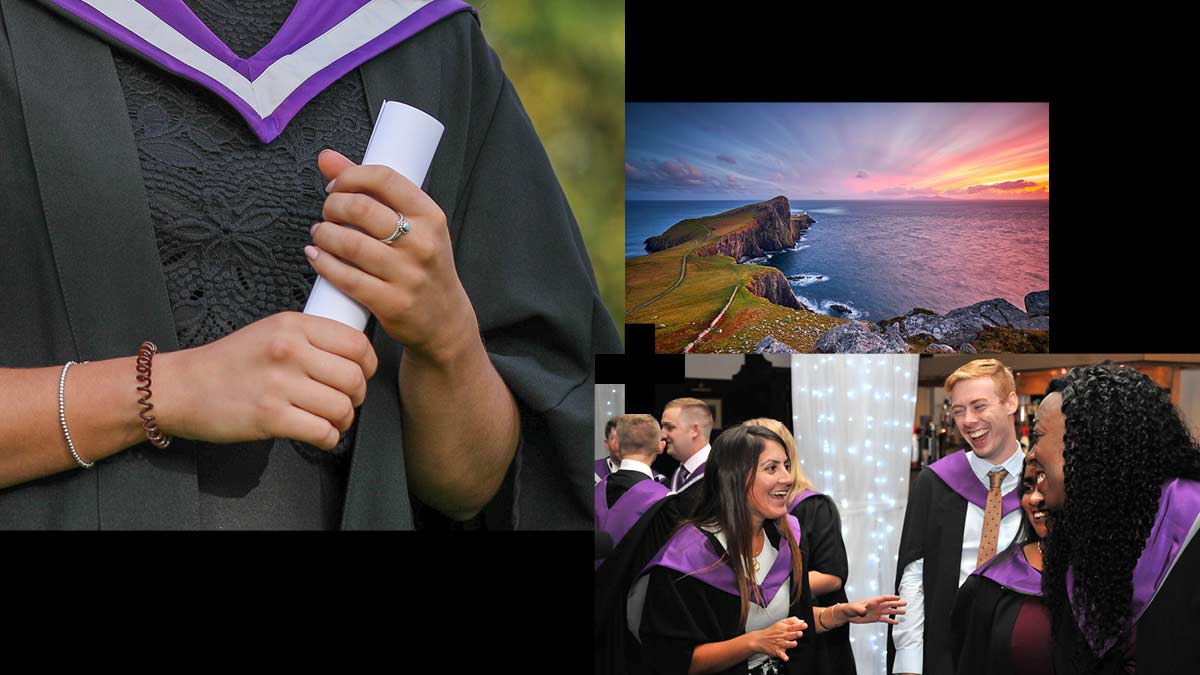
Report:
303,100,445,330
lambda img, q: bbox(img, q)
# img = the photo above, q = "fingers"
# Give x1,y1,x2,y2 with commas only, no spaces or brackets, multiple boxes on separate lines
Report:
325,163,441,220
323,191,405,241
271,405,341,450
309,221,397,283
301,343,369,407
288,379,357,433
300,313,379,380
317,148,356,183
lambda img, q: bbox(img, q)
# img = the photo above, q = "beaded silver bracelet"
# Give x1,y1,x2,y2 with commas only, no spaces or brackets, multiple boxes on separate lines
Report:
58,360,93,469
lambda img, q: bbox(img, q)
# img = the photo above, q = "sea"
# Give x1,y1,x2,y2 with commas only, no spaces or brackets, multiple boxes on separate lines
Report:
626,199,1049,320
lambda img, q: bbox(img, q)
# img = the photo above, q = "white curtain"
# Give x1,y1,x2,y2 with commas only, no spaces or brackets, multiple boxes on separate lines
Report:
790,354,919,675
595,384,626,459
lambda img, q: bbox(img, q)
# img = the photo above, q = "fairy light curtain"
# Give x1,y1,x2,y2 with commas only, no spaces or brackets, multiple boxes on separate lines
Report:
595,384,625,459
790,354,919,675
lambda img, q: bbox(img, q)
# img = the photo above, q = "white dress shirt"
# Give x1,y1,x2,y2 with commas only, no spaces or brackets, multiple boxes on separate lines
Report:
673,443,711,493
892,443,1024,674
617,458,655,479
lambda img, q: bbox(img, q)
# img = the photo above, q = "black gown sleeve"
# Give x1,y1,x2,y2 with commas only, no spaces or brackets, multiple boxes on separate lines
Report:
796,495,850,587
639,564,817,675
794,495,856,675
412,16,621,529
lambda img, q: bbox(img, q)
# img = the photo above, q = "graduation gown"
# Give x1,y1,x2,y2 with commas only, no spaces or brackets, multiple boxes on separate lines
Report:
887,451,1022,675
637,516,816,675
949,544,1050,675
595,490,689,675
790,490,855,675
1050,477,1200,675
594,469,670,563
0,0,620,528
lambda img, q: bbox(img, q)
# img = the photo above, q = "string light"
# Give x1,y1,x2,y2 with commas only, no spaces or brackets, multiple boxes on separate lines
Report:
789,354,918,675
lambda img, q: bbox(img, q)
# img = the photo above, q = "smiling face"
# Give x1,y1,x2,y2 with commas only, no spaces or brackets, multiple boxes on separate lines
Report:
950,376,1019,463
746,440,794,527
1028,392,1066,511
661,406,697,462
1021,458,1050,539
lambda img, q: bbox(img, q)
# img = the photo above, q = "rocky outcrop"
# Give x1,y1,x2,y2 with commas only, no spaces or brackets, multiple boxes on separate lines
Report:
643,231,694,252
812,290,1051,353
755,336,799,354
746,268,811,312
815,320,909,353
1025,290,1049,317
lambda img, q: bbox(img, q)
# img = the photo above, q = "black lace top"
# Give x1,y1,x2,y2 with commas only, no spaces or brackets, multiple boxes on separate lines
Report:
110,0,373,528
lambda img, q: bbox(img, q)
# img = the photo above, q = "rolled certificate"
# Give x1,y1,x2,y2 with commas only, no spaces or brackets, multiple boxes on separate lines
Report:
303,100,445,330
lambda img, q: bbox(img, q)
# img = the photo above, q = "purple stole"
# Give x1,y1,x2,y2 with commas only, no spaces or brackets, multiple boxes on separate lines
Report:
787,488,820,513
640,515,803,606
593,478,670,566
43,0,475,142
1067,477,1200,657
974,544,1043,596
595,457,615,482
928,450,1022,515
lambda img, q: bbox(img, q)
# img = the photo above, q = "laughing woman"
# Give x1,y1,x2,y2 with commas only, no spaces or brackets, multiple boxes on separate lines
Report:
950,450,1053,675
744,417,855,675
628,425,906,675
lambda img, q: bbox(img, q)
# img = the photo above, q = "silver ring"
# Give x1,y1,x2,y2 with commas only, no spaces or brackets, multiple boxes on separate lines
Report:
380,213,411,244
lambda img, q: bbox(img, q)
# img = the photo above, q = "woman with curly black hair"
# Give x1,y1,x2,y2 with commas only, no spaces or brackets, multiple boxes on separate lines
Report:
1028,362,1200,674
627,425,907,674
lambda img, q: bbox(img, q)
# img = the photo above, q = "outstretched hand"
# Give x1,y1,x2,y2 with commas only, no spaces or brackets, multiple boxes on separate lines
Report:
842,595,907,625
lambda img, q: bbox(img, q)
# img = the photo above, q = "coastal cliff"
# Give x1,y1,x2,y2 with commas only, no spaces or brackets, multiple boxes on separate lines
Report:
645,196,813,257
747,267,808,311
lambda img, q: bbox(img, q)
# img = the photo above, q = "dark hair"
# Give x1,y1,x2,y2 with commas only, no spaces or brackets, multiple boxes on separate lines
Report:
1042,362,1200,661
604,416,619,438
680,425,804,627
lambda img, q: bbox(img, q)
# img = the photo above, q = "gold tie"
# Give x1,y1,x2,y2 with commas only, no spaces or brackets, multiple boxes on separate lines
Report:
976,469,1008,568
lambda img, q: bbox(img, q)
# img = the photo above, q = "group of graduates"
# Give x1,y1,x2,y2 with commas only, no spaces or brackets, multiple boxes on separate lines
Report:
595,358,1200,675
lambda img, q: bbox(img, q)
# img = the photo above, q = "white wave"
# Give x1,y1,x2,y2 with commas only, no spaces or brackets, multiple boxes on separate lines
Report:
819,299,864,319
788,274,829,287
806,207,846,215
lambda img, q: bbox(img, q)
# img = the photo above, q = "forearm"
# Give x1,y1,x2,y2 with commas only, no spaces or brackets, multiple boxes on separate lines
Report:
0,357,161,489
689,633,758,675
809,570,844,596
813,605,846,633
398,318,519,521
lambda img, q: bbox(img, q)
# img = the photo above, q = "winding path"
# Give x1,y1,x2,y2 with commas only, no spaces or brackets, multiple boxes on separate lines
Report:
629,224,713,313
683,285,740,353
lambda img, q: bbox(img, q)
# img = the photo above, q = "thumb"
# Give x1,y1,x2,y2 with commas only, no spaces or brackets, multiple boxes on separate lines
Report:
318,148,357,182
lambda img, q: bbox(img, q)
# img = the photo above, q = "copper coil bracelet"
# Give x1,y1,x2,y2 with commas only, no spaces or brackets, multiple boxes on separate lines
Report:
135,341,172,449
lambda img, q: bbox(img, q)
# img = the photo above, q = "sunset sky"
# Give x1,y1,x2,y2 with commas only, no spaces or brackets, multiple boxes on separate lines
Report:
625,103,1049,201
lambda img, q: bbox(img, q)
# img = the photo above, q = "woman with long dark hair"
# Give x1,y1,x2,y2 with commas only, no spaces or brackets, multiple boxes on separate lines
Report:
629,425,906,674
950,449,1052,675
744,417,856,675
1029,362,1200,673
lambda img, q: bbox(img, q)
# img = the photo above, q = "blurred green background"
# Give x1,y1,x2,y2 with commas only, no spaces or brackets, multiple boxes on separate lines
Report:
475,0,624,340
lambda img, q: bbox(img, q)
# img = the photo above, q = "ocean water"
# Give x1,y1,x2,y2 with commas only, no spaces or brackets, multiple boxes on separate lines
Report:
626,199,1049,320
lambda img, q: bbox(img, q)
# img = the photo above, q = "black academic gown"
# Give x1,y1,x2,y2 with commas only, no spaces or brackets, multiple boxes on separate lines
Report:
638,521,817,675
949,546,1050,675
887,465,973,675
0,1,620,528
792,493,855,675
1050,532,1200,674
607,469,654,508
